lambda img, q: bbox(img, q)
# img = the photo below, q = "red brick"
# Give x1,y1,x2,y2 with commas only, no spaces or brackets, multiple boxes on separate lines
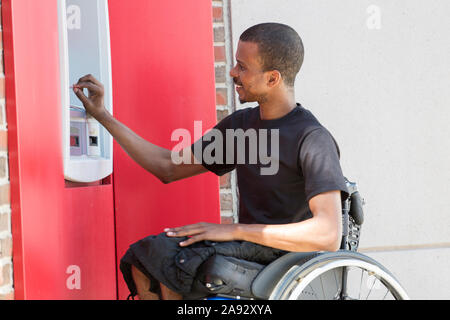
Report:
0,183,10,206
212,7,223,22
0,263,11,286
219,172,231,188
216,88,228,106
220,216,234,225
0,237,12,259
0,130,7,151
0,212,9,232
214,45,226,62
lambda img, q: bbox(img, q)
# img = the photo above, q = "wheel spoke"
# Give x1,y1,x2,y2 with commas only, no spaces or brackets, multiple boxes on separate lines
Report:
340,266,348,299
358,268,364,300
333,268,340,295
319,275,325,299
308,284,319,300
365,276,376,300
382,287,390,300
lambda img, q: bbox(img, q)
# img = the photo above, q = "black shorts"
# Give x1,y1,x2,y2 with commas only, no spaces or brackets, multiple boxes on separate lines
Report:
119,232,287,299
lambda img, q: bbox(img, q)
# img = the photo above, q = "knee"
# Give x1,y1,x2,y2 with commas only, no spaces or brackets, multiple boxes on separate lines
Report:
131,265,160,300
131,265,149,286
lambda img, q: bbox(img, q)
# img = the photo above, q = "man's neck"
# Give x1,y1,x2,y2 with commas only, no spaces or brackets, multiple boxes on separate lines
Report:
258,93,297,120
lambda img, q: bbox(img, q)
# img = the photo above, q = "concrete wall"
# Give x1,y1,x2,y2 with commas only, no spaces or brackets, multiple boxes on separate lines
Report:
230,0,450,299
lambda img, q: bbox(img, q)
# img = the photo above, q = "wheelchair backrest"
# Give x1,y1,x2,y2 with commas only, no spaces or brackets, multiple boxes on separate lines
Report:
341,178,365,251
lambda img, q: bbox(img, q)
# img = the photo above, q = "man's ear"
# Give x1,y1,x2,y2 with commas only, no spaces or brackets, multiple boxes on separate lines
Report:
267,70,282,88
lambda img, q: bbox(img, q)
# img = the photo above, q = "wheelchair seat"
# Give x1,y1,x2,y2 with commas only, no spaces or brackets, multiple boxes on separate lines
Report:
192,254,265,299
192,251,333,299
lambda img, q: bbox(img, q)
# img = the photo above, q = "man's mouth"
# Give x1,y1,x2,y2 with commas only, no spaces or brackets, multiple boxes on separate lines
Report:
233,79,244,96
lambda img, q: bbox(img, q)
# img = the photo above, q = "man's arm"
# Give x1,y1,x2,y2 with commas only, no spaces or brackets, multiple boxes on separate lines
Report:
236,190,343,251
73,74,208,184
166,190,343,252
96,113,208,183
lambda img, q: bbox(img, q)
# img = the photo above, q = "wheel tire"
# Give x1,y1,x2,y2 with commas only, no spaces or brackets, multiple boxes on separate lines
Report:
269,251,409,300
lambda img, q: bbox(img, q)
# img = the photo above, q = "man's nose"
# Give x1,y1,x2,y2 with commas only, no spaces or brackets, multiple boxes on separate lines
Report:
229,64,238,78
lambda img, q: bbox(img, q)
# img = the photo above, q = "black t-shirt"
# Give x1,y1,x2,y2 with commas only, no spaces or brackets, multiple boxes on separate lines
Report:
191,103,349,225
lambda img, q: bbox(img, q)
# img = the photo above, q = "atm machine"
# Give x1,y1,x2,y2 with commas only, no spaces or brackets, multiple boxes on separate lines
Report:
59,0,113,183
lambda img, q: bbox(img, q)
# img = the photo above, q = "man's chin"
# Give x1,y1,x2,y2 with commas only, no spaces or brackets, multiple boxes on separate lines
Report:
237,91,258,104
238,96,256,104
239,98,259,105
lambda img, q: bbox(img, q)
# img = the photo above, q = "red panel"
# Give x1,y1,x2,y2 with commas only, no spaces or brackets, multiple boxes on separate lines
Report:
108,0,221,299
3,0,116,299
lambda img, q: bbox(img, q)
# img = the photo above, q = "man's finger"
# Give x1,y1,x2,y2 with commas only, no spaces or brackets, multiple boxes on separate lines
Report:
75,81,102,95
167,227,202,237
73,86,90,105
167,224,206,237
179,235,203,247
78,74,103,87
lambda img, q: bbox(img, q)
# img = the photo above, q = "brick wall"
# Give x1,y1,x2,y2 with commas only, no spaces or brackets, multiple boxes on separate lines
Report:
212,0,239,225
0,0,14,300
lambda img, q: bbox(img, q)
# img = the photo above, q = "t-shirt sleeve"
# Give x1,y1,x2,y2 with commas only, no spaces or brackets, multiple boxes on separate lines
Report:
299,128,349,202
190,114,237,176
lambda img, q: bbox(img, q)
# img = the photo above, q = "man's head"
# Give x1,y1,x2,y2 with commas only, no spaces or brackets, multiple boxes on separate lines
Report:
230,23,304,104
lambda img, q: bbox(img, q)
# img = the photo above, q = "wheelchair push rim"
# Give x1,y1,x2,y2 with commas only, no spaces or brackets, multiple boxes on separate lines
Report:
269,255,410,300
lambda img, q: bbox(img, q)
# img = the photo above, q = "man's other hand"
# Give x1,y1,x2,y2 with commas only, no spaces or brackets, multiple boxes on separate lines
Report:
165,222,239,247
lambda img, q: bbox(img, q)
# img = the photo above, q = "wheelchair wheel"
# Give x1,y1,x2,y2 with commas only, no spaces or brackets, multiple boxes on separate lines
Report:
268,251,409,300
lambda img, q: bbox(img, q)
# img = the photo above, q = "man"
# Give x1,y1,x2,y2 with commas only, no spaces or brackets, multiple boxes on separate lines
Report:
73,23,348,300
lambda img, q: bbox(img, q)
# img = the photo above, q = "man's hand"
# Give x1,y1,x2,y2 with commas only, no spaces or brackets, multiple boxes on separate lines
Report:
73,74,109,121
165,222,239,247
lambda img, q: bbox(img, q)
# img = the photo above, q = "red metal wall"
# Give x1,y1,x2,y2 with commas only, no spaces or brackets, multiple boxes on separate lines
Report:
108,0,220,299
3,0,117,299
3,0,219,299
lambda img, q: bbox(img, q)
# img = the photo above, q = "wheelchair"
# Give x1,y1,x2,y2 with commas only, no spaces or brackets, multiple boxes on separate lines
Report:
192,179,410,300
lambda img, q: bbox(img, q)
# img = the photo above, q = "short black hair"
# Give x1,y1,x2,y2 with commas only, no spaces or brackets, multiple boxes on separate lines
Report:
240,23,304,87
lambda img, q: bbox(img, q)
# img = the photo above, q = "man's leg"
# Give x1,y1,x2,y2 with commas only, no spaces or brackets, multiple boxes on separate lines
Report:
131,265,182,300
160,283,183,300
131,265,159,300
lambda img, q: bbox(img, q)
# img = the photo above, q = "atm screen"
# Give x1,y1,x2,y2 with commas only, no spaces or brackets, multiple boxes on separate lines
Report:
67,0,102,108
